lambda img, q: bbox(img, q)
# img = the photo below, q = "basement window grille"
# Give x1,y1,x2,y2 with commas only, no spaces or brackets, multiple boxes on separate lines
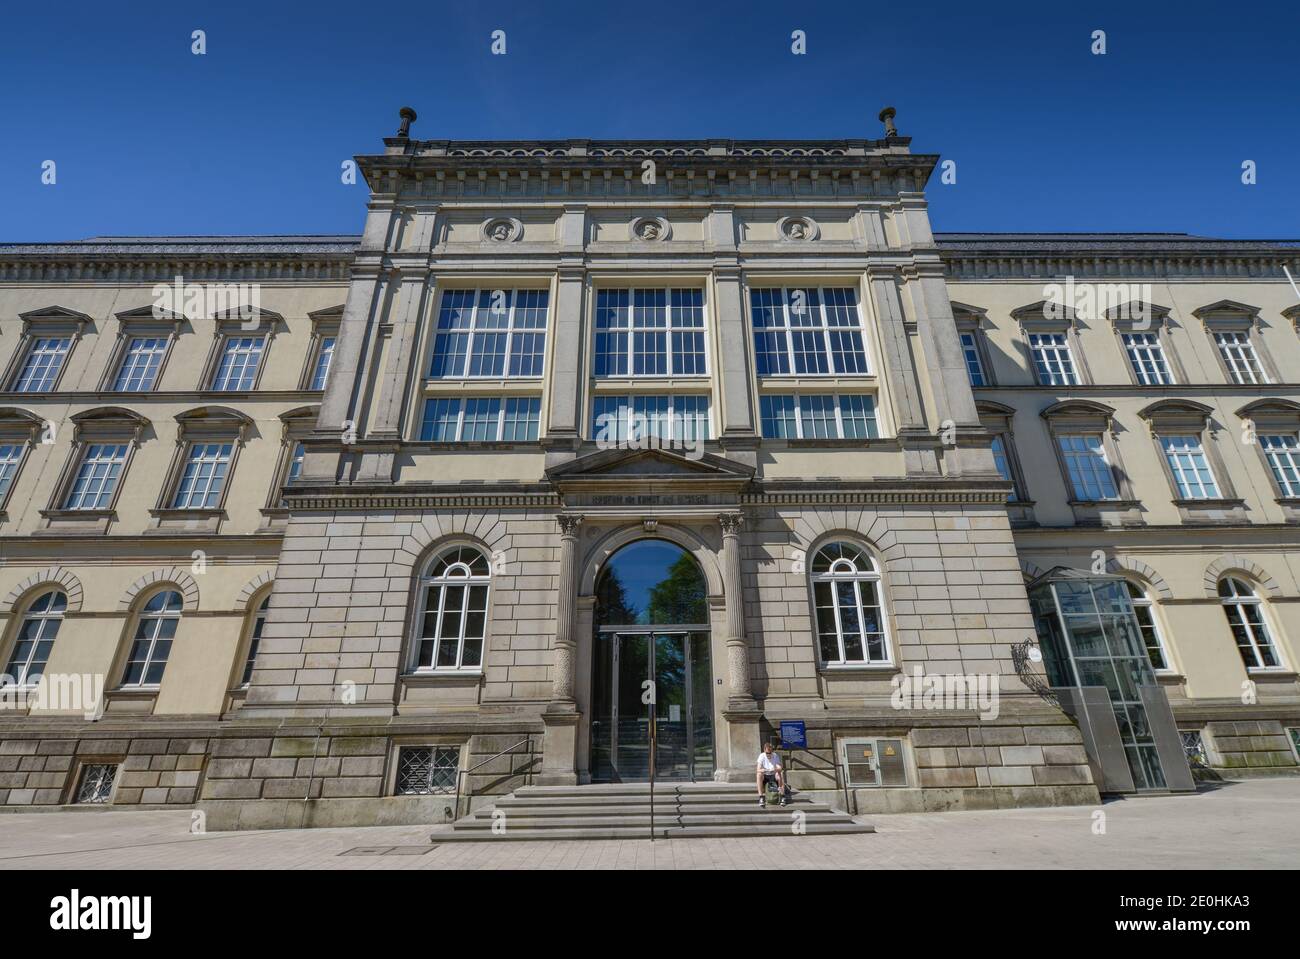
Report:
75,763,118,804
1180,731,1209,768
841,738,908,787
395,746,460,795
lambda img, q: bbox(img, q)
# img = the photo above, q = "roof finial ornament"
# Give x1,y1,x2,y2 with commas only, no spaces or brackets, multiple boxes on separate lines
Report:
878,106,898,138
396,106,417,138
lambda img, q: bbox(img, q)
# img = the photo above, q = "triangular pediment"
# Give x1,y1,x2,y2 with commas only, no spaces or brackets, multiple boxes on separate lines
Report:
547,446,754,481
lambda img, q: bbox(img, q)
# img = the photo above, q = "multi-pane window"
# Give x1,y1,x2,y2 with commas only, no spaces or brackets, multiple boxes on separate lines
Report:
171,442,234,509
989,434,1017,501
122,590,182,686
2,590,65,687
413,547,490,671
0,443,23,500
758,394,878,440
1218,578,1280,670
1260,434,1300,497
1214,331,1268,384
750,287,869,376
10,337,71,392
112,336,168,391
1028,333,1078,385
591,395,711,443
593,288,706,377
310,335,336,390
74,764,118,804
1057,434,1118,501
811,542,889,665
240,596,269,687
419,397,541,442
959,332,987,386
211,335,266,391
63,443,128,510
1122,332,1173,385
1126,582,1168,671
429,289,549,378
1160,435,1219,499
287,441,306,483
395,746,460,795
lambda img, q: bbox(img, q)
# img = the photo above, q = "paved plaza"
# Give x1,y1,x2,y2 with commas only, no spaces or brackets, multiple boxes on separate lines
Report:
0,778,1295,870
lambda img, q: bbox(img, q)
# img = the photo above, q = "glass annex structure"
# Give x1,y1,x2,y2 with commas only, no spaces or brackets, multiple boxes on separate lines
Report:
589,540,714,783
1029,571,1190,792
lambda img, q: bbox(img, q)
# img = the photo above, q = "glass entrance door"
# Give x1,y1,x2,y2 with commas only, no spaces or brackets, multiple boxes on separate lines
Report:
590,631,713,782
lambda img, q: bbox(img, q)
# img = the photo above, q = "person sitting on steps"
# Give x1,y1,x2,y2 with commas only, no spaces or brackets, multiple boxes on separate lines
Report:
756,741,787,807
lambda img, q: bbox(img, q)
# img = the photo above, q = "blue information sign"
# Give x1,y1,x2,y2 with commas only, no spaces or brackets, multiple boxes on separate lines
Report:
779,720,807,749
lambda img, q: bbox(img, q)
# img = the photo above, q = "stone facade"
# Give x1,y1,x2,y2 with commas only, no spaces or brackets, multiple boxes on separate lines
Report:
1,129,1298,829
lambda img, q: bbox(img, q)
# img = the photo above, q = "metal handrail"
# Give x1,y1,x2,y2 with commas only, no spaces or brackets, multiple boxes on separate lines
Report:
785,748,854,816
453,737,535,821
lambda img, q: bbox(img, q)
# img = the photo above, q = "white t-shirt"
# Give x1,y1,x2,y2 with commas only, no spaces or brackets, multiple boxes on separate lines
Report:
756,751,782,773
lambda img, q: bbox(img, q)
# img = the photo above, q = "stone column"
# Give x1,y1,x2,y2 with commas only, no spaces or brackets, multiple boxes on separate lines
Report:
718,511,761,781
538,513,582,784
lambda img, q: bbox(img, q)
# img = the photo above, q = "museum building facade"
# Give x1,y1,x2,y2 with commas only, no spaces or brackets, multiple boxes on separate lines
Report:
1,123,1298,827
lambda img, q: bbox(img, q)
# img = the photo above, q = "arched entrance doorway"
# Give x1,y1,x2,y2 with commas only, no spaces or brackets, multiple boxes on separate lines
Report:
590,539,714,782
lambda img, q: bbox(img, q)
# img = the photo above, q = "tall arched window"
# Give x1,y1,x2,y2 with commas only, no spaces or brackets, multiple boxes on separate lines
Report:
1125,581,1169,672
412,546,490,671
240,595,270,687
1218,577,1281,670
811,542,889,665
3,590,66,687
122,590,182,687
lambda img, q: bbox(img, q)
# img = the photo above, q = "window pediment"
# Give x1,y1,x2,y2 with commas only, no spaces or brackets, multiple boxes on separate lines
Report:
1138,399,1213,433
69,406,150,442
1236,398,1300,430
1192,299,1260,329
174,406,253,441
1040,400,1116,429
18,305,93,334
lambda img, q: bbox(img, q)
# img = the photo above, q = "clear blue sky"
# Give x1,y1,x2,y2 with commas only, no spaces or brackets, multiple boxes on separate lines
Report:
2,0,1296,241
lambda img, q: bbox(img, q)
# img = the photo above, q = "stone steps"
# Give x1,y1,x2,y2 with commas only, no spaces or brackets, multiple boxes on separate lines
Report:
432,781,873,842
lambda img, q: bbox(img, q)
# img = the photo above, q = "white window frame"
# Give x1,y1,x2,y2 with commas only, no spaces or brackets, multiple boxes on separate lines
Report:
419,396,542,442
210,334,267,391
111,335,170,392
309,334,336,391
409,547,492,673
810,543,891,667
63,443,129,510
1218,578,1282,671
0,442,25,504
1057,433,1119,501
750,286,871,377
428,288,550,380
1125,582,1171,673
9,336,72,393
120,590,183,688
171,441,235,509
240,596,269,687
593,287,708,378
758,393,878,440
1160,434,1220,500
590,394,712,443
1260,433,1300,498
1121,332,1175,386
2,590,66,687
1028,332,1079,386
959,331,988,386
1214,330,1269,385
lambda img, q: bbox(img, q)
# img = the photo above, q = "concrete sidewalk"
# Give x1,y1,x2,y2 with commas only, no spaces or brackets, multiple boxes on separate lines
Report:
0,778,1296,870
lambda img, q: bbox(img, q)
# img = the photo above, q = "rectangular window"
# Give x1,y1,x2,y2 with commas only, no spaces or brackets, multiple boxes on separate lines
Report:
211,335,266,391
959,332,987,386
0,443,22,499
74,763,119,804
112,336,168,391
1215,331,1268,384
1057,434,1118,501
989,434,1017,501
418,396,541,442
1122,332,1173,385
1160,435,1219,499
591,395,711,443
429,289,549,379
758,394,878,440
287,441,305,483
1028,333,1078,385
310,335,336,390
395,746,460,795
593,288,706,377
11,337,71,392
171,442,234,509
1260,434,1300,498
63,444,128,510
750,287,869,376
